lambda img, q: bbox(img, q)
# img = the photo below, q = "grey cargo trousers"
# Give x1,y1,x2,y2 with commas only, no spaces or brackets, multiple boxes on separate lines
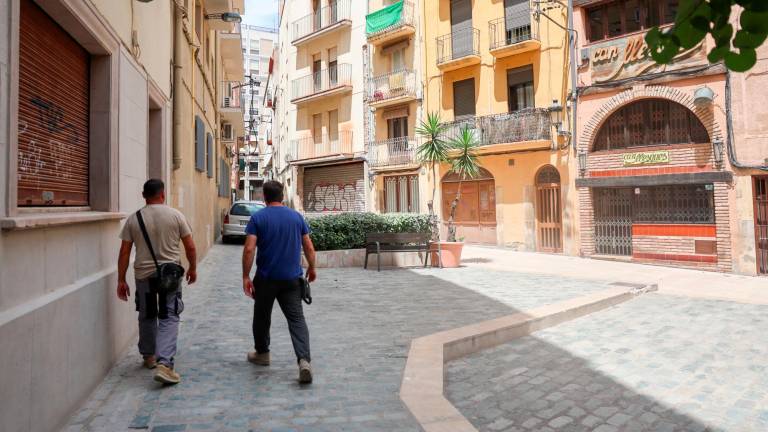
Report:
135,278,184,367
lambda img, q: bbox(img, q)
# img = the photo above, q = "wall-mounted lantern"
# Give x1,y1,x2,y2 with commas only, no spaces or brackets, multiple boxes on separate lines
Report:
693,86,715,107
712,138,724,168
578,150,587,177
548,99,563,125
206,12,243,23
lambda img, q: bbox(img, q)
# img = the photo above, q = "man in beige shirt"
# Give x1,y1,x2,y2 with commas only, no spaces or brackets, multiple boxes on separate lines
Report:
117,179,197,385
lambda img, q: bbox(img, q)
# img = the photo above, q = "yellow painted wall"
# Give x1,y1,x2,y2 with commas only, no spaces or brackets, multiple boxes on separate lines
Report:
421,0,577,252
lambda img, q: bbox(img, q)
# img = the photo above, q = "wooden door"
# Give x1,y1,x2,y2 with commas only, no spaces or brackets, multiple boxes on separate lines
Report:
755,177,768,274
535,166,562,252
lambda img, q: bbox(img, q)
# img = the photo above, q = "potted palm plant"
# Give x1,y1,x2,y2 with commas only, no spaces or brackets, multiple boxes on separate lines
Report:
440,125,481,266
416,112,449,267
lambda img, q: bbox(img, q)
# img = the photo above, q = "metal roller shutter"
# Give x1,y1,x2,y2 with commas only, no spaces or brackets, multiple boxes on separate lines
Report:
17,0,90,206
303,162,365,213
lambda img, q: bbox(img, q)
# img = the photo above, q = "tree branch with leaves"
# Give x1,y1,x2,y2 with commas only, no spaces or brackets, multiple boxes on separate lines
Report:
446,125,481,243
416,112,450,241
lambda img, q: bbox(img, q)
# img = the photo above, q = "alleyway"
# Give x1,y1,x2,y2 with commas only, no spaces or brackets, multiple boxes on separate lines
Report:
64,244,768,432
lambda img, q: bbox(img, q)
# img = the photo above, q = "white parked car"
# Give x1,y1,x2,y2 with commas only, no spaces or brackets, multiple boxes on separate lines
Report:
222,200,265,243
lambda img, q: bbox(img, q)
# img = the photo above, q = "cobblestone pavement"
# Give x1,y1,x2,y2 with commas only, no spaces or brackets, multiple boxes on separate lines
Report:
446,294,768,432
65,243,612,432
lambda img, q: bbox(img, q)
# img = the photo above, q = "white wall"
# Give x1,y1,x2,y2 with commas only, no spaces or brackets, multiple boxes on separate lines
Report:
119,51,150,213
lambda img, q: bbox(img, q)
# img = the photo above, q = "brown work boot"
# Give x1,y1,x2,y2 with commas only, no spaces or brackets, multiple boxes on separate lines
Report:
247,351,271,366
153,364,181,385
298,359,313,384
142,355,157,369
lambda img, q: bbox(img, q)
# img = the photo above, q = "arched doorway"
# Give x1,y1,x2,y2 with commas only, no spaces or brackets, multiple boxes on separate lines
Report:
441,167,497,244
535,165,562,252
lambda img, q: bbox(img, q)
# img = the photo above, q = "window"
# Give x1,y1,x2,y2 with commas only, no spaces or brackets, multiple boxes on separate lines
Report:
586,0,679,42
206,132,214,178
219,159,230,197
230,202,265,216
453,78,476,119
195,116,205,171
387,117,408,139
507,66,534,112
593,99,709,151
391,48,405,72
384,175,419,213
249,161,258,171
634,184,715,224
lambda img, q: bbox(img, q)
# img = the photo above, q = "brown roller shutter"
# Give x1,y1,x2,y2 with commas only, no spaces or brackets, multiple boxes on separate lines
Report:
303,162,365,213
17,0,90,206
453,78,475,119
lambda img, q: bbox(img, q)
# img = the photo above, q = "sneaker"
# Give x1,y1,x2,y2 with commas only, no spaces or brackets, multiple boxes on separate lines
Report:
298,359,312,384
247,351,271,366
153,364,181,385
142,355,157,369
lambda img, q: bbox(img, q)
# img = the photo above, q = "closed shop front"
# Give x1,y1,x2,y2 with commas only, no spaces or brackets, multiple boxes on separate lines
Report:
17,0,90,206
303,162,365,212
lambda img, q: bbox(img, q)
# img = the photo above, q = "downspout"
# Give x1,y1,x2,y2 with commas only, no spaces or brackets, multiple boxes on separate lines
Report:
172,2,184,170
567,0,578,156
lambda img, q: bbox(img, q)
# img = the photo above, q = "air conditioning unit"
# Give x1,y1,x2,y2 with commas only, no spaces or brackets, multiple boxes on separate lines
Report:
223,96,231,108
221,123,234,141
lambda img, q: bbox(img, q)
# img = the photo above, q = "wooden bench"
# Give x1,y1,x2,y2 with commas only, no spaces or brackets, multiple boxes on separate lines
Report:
364,232,432,271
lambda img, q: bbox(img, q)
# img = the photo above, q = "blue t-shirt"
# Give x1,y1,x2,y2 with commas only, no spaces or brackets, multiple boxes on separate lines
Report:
245,206,310,281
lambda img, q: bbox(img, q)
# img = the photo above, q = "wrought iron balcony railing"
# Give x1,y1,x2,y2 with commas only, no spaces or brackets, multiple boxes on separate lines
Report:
367,136,419,168
443,108,551,146
291,63,352,101
488,12,539,51
292,0,351,43
366,69,417,103
289,130,353,161
366,0,415,39
436,27,480,64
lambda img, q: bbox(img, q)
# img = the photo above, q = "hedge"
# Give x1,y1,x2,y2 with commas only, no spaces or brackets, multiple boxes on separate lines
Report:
307,212,435,251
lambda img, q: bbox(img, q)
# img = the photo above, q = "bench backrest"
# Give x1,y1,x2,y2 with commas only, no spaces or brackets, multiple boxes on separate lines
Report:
366,232,430,245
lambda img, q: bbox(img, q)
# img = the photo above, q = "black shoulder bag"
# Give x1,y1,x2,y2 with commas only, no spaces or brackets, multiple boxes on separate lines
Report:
300,276,312,305
136,209,185,294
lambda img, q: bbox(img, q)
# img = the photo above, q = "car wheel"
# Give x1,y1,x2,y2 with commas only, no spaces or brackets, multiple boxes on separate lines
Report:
221,235,230,244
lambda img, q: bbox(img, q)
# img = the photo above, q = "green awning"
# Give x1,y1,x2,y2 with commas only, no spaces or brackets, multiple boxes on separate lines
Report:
366,1,404,34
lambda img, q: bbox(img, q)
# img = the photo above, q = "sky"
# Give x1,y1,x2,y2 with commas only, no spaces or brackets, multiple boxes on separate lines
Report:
243,0,279,29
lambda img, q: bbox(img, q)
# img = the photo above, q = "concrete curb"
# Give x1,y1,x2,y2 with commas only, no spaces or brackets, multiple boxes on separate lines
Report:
399,284,657,432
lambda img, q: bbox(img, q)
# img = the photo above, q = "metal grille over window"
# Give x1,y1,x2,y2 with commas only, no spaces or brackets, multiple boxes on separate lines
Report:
594,99,709,151
634,185,715,224
17,0,90,206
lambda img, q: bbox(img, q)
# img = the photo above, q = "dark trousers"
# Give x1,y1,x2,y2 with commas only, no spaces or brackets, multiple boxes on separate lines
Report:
252,277,311,362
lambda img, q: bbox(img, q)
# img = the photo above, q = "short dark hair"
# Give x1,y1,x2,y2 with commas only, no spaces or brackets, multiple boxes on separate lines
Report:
142,178,165,199
263,180,284,203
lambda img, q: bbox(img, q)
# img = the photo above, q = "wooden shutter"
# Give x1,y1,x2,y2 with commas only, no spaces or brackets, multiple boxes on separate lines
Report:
17,0,90,206
303,162,365,212
453,79,476,119
195,116,205,171
206,132,214,178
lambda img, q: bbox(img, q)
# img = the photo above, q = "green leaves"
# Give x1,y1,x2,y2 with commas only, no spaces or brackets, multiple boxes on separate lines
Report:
307,213,434,251
645,0,768,72
447,126,481,180
415,112,450,165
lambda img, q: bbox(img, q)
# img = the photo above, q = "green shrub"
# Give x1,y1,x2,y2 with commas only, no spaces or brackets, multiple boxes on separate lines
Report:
307,212,434,251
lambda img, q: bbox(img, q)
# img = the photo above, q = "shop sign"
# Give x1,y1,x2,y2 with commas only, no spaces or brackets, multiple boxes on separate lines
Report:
623,150,670,166
590,32,707,83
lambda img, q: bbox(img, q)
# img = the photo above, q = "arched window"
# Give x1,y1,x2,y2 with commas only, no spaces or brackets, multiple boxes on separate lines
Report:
593,99,709,151
535,165,561,185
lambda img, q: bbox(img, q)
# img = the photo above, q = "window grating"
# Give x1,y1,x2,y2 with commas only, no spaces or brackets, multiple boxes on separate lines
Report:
633,184,714,224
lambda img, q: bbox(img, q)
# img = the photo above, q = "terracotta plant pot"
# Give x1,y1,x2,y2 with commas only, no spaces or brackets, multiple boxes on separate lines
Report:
430,241,464,268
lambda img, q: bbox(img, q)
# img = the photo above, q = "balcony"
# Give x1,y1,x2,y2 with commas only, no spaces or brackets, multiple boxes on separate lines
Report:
488,13,540,58
292,0,351,46
221,22,244,81
443,108,551,150
221,81,244,127
436,28,481,72
289,130,354,163
366,0,416,46
367,136,419,170
291,63,353,105
366,69,418,109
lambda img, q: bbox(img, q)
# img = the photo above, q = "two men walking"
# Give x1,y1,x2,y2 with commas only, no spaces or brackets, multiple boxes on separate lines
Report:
117,179,316,385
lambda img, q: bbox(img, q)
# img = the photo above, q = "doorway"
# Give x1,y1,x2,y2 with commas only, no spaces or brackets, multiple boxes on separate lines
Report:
755,177,768,274
535,165,562,252
593,188,633,256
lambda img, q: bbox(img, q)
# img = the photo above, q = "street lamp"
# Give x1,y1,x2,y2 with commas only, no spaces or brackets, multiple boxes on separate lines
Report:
712,138,724,169
205,12,243,23
578,150,587,177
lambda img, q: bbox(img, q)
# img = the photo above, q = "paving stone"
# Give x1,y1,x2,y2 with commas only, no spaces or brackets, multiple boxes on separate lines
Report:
548,416,572,428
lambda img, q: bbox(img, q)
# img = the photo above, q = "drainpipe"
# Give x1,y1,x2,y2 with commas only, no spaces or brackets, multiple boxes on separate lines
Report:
568,0,578,156
172,3,184,170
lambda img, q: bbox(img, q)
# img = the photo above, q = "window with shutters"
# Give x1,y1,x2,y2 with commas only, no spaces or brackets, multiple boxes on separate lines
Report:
206,133,214,178
219,159,230,197
593,99,709,151
586,0,679,42
384,175,419,213
195,116,206,171
17,0,90,206
453,78,476,120
507,66,534,112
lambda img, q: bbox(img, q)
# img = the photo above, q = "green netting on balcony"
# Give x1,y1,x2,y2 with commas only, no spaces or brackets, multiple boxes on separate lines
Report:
366,1,403,34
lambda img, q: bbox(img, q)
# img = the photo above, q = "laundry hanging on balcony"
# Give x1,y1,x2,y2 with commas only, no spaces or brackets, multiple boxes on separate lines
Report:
366,0,404,34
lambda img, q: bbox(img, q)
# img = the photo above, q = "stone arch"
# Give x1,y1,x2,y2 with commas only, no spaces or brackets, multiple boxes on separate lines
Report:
441,167,495,182
579,85,723,152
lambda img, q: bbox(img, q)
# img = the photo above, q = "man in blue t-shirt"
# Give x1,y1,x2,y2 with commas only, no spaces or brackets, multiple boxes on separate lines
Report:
242,180,317,384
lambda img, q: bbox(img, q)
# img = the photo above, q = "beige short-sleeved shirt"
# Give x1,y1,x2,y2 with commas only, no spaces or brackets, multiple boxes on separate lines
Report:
120,204,193,280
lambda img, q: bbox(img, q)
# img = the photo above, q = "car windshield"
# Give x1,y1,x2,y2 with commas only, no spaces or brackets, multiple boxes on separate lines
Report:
230,203,265,216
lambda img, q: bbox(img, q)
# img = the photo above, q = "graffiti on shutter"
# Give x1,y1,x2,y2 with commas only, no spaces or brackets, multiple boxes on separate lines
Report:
303,162,365,212
17,0,90,206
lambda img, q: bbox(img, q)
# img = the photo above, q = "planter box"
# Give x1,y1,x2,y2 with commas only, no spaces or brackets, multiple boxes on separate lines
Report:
302,248,431,268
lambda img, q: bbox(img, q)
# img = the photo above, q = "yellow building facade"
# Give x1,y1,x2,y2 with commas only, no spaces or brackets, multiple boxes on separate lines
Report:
422,0,578,253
